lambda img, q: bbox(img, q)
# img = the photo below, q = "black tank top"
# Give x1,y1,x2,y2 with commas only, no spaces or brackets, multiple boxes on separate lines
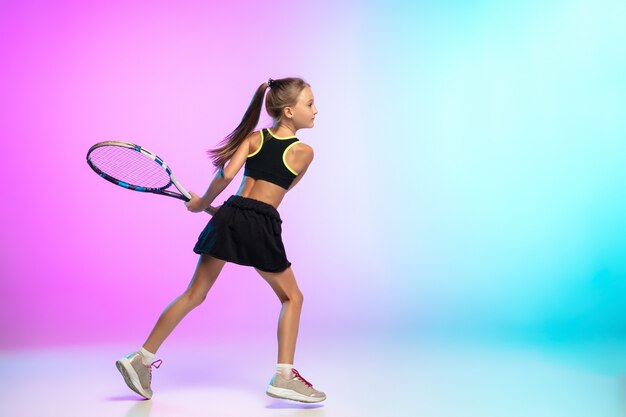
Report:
244,128,299,189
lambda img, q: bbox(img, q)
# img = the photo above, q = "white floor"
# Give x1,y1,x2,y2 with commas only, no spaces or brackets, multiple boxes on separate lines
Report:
1,337,625,417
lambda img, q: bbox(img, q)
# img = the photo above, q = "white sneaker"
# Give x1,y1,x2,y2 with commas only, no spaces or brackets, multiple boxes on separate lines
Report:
266,368,326,403
115,351,162,399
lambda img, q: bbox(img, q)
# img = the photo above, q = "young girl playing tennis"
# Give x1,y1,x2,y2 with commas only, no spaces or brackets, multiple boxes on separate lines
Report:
115,77,325,403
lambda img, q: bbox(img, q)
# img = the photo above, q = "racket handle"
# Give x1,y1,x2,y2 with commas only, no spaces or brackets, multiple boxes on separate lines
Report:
172,178,213,215
171,177,192,200
181,189,193,200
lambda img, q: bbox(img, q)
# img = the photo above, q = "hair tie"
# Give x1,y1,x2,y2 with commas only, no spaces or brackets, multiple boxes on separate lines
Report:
267,78,275,88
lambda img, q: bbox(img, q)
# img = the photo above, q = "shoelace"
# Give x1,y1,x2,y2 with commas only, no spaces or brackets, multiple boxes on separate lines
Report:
291,368,313,388
142,359,163,384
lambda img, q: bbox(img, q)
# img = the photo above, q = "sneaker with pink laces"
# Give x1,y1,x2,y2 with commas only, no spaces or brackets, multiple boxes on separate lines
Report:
115,351,162,399
266,368,326,403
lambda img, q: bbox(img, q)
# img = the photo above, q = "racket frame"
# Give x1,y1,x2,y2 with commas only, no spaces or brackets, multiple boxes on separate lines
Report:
86,140,192,201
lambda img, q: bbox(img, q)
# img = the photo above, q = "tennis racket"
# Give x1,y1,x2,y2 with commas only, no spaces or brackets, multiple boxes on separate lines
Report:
86,141,213,214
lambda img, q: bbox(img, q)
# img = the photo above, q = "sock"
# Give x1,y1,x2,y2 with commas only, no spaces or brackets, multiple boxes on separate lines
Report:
139,347,156,366
277,363,294,378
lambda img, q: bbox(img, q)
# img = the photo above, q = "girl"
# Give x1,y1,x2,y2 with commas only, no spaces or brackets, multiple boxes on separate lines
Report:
115,77,325,403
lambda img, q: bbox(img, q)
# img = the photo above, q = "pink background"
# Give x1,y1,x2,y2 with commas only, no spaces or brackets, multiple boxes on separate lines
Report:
0,0,383,349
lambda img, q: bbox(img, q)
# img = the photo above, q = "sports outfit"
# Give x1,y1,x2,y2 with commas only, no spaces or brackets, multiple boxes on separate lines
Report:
193,128,300,272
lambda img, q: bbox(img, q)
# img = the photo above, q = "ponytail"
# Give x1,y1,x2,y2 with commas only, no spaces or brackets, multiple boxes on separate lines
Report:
208,82,269,171
208,77,309,172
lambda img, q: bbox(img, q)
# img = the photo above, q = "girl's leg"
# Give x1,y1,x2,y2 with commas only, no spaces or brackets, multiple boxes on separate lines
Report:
255,266,303,364
257,266,326,402
142,255,226,353
117,255,225,399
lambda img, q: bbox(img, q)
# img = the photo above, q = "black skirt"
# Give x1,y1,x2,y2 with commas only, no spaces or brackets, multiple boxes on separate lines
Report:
193,195,291,273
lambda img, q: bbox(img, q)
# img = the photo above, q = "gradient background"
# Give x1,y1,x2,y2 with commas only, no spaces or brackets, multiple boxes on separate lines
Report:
1,0,625,352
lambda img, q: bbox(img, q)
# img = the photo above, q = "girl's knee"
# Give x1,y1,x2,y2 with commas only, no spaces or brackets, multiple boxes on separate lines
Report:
282,289,303,307
293,290,304,306
184,290,207,308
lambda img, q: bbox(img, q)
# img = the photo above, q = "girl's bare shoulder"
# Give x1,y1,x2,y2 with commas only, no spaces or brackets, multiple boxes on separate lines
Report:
294,142,314,159
246,130,263,153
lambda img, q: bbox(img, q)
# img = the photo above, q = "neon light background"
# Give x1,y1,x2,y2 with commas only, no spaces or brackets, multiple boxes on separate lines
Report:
1,0,625,350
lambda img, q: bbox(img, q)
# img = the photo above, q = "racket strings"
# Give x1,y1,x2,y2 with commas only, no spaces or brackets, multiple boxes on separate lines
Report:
102,148,160,184
89,146,171,189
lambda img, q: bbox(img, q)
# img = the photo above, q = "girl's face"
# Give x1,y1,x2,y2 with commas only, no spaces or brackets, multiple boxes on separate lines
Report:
286,87,318,130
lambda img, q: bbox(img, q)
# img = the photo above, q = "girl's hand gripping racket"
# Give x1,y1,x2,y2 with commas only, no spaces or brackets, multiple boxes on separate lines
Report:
86,141,215,215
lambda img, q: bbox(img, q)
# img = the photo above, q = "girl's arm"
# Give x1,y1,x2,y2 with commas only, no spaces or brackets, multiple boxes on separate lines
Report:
186,134,253,213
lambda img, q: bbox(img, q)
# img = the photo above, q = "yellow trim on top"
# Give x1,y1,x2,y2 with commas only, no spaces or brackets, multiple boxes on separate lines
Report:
247,130,264,157
268,128,297,140
282,142,300,175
